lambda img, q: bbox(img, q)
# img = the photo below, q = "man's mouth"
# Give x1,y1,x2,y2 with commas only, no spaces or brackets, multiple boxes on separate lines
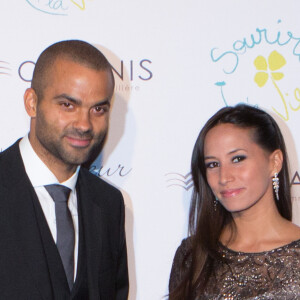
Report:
65,136,92,148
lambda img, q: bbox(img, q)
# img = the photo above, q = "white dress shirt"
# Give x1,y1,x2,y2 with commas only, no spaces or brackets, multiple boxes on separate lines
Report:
19,135,79,280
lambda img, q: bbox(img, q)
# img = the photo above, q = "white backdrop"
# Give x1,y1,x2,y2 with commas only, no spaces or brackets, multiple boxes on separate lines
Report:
1,1,300,299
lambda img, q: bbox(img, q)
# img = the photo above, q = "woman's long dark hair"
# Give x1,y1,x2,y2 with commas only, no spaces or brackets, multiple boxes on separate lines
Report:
169,104,291,299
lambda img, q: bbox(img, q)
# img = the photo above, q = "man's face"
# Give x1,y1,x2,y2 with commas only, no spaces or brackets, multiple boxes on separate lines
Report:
29,58,114,170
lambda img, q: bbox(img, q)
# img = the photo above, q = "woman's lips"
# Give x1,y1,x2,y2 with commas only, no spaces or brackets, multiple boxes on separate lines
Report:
220,188,244,198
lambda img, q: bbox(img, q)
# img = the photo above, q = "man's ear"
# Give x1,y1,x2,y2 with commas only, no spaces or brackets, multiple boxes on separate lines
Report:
24,88,38,117
270,149,283,175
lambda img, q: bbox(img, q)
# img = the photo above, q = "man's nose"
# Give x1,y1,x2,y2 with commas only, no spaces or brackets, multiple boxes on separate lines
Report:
73,111,92,132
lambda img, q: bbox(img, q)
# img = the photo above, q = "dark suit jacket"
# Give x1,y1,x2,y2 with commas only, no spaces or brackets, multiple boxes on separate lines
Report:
0,141,129,299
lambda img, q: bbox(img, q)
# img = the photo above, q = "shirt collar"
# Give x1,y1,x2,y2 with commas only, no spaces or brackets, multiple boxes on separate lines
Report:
19,134,80,191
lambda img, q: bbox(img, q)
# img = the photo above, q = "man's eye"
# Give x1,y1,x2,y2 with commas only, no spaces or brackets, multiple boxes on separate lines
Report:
61,102,72,108
232,155,246,163
205,162,219,169
95,106,104,112
93,106,108,114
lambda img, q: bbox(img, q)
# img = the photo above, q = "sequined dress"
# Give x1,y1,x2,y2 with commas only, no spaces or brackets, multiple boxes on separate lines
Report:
169,238,300,299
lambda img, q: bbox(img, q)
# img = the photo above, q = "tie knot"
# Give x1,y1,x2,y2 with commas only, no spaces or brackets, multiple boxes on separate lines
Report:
45,184,71,203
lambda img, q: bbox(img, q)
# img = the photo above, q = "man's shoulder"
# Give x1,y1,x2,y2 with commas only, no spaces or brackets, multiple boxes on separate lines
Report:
0,140,24,190
79,167,122,198
0,140,21,164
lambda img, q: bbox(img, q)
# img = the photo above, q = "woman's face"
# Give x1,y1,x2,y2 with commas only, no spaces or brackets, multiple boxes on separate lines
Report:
204,123,279,214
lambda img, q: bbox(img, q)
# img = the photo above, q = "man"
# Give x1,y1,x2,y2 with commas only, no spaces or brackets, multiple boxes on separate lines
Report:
0,40,128,299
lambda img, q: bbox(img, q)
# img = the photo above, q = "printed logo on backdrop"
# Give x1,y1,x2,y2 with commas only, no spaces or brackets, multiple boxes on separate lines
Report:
292,172,300,185
0,61,11,76
166,170,300,191
211,20,300,121
165,172,193,190
89,164,132,178
18,56,153,93
25,0,92,16
112,59,153,93
292,172,300,205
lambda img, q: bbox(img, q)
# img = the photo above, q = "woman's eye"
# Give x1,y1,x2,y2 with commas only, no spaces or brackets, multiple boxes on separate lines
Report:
206,162,219,169
232,155,246,163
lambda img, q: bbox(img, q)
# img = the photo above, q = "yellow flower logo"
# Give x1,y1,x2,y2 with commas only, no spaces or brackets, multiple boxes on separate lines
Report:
71,0,86,10
254,50,288,120
254,50,286,87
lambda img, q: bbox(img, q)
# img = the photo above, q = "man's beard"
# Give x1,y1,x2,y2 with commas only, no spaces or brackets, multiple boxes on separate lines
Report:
36,122,107,168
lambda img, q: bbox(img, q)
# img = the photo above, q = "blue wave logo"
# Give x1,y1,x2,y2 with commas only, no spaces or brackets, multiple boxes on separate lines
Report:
25,0,90,16
0,61,11,76
165,172,193,190
26,0,69,16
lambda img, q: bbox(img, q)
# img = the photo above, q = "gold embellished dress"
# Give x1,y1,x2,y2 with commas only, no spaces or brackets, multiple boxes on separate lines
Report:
169,238,300,299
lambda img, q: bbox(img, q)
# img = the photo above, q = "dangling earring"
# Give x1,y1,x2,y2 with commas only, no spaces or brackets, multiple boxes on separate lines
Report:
214,196,218,211
272,172,279,201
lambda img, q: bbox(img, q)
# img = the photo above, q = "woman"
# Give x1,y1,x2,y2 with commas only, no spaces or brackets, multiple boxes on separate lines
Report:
169,104,300,299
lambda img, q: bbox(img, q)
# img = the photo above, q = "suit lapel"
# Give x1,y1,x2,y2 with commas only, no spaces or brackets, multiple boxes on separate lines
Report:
76,170,104,299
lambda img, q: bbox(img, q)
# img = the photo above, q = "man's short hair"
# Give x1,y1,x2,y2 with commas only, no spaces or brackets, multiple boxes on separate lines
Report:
31,40,114,99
